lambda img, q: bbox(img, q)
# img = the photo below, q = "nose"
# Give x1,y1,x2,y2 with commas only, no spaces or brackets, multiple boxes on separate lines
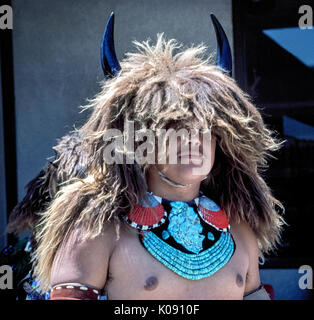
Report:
185,130,202,148
178,130,202,151
189,134,201,147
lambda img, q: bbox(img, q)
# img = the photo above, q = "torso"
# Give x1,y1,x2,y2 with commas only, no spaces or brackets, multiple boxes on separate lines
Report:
104,220,250,300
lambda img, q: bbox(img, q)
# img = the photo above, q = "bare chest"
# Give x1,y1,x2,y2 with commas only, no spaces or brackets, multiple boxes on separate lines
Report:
105,224,249,300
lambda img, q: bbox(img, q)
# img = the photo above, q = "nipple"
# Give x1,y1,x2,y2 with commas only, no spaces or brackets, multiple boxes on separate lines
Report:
144,276,159,291
236,273,244,287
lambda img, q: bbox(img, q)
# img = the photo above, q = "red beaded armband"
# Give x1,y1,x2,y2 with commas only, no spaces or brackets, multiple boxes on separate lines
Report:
50,283,101,300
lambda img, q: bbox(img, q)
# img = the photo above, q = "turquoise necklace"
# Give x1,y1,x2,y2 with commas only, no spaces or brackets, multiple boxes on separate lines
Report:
124,192,236,280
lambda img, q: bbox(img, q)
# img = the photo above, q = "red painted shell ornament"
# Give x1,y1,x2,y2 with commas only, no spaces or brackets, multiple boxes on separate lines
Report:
124,193,167,230
197,196,230,231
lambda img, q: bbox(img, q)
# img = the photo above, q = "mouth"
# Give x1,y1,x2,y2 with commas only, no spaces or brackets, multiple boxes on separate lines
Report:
178,153,204,165
178,153,204,159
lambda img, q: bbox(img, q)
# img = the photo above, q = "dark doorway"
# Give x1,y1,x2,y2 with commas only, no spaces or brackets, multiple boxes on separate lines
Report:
233,0,314,268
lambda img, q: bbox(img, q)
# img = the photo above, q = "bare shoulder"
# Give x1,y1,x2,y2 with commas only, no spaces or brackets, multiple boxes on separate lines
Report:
50,221,118,290
231,220,259,251
231,220,261,295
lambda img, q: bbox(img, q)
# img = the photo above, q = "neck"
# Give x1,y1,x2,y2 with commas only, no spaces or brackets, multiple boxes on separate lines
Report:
146,166,201,202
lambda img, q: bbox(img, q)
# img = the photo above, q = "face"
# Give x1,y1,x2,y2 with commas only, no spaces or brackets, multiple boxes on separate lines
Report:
154,129,216,185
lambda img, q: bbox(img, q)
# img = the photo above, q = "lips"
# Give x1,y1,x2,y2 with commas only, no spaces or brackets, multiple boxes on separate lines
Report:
178,153,204,165
177,145,204,161
178,153,204,158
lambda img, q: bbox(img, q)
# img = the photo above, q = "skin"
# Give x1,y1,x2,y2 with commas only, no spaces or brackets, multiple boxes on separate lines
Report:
50,133,263,300
148,130,216,201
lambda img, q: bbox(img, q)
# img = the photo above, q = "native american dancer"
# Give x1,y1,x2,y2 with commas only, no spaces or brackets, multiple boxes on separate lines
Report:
3,12,284,300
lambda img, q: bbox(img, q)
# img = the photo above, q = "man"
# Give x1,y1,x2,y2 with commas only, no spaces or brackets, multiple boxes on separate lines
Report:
32,22,285,300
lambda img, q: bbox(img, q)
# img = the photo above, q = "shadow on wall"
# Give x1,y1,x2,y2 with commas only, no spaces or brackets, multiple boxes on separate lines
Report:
260,269,313,300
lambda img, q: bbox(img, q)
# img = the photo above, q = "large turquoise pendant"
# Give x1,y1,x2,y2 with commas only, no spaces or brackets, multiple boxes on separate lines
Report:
166,201,205,254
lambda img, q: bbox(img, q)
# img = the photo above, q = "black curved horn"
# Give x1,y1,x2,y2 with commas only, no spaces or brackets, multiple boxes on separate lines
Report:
210,13,232,76
101,12,121,78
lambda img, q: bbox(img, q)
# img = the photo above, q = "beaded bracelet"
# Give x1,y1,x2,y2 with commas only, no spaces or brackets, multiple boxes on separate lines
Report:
50,283,104,300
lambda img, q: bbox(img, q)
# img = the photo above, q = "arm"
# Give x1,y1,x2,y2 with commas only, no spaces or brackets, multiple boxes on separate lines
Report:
238,221,271,300
49,223,117,300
